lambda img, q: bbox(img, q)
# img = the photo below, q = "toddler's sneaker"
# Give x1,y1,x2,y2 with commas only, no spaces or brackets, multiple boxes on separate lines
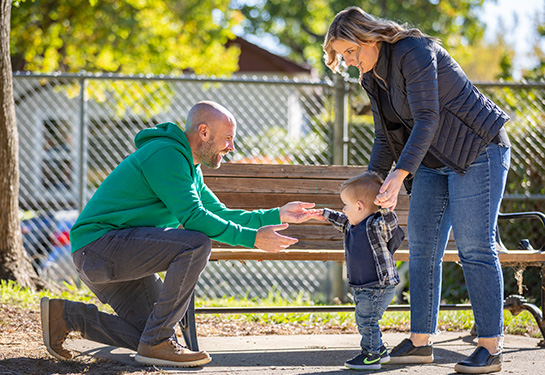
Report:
344,349,382,370
379,344,390,363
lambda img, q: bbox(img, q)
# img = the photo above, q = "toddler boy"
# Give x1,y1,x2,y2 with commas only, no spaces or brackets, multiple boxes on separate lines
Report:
321,171,405,370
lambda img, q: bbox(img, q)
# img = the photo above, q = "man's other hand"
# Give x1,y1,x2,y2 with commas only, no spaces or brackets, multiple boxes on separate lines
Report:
255,224,298,252
279,201,322,223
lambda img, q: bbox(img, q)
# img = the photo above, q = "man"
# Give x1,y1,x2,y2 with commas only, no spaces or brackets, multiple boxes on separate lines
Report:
40,101,319,367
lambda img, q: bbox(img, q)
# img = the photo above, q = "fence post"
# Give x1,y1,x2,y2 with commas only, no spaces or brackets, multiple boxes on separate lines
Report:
333,75,349,165
329,74,349,302
77,77,88,212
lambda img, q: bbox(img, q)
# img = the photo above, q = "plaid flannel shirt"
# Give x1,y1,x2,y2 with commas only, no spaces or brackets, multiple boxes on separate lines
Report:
323,207,402,286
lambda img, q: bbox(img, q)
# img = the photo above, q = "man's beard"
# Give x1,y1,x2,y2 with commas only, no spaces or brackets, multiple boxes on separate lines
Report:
198,141,222,169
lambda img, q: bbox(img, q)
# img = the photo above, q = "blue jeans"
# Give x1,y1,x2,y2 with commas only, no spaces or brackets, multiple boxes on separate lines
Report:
67,227,211,350
353,285,395,353
407,142,510,338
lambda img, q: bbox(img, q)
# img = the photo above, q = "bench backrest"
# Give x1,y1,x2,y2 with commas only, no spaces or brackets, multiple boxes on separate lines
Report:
202,163,412,250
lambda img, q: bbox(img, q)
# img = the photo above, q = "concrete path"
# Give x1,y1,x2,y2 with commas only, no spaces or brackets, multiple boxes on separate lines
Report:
66,331,544,374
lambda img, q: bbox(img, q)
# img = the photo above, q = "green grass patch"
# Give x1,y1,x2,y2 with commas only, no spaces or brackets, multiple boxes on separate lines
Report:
196,290,355,325
1,280,541,339
1,279,97,308
379,308,542,338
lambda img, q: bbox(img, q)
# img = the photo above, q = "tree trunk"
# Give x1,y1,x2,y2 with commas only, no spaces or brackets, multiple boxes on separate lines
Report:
0,0,37,288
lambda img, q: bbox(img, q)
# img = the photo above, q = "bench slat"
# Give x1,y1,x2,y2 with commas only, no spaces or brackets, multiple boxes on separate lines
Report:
210,239,456,251
203,163,365,179
208,192,343,209
205,177,354,195
210,249,545,264
211,240,346,250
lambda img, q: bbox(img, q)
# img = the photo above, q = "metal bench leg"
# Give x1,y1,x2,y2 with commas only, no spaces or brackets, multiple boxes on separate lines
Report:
504,291,545,347
538,264,545,348
179,292,199,351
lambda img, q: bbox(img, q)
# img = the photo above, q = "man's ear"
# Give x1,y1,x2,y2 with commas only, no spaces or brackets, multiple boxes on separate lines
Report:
198,123,210,141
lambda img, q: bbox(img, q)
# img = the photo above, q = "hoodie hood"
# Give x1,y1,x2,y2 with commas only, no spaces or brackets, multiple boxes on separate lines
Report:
134,122,188,150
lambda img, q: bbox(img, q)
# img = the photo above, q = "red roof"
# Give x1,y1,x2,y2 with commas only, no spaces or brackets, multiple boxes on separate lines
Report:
227,36,313,74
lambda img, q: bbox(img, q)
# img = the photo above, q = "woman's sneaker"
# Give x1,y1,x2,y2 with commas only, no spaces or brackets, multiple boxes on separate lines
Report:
344,349,382,370
387,338,433,364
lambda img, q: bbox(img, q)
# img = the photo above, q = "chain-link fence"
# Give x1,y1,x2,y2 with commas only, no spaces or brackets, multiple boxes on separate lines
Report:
14,73,545,303
14,73,337,300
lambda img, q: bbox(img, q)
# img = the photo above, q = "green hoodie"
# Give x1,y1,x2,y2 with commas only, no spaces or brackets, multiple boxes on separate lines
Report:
70,122,280,252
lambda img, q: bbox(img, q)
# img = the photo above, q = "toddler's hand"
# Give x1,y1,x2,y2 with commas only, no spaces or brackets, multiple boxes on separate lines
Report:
310,208,326,221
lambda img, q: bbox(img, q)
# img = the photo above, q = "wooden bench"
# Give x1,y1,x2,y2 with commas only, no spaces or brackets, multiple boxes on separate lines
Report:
179,163,545,350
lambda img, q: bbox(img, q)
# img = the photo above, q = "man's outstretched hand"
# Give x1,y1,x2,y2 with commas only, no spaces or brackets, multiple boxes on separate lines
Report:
255,224,298,252
279,201,322,223
256,202,322,252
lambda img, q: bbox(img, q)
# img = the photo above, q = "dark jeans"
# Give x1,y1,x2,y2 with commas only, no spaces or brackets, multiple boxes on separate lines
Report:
66,227,211,350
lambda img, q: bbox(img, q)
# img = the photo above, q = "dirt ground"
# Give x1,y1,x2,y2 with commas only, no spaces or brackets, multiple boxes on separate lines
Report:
0,302,366,375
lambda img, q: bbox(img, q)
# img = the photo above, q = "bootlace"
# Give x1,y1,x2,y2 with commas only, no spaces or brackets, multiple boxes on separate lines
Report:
167,338,186,354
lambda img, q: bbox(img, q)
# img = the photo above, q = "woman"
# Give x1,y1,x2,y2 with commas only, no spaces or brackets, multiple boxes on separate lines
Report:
323,7,510,374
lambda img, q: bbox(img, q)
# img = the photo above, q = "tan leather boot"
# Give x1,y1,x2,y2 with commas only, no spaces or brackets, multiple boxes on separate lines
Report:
40,297,72,360
135,338,211,367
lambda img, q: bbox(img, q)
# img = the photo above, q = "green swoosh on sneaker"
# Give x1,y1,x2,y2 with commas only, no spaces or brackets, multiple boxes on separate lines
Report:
363,357,381,365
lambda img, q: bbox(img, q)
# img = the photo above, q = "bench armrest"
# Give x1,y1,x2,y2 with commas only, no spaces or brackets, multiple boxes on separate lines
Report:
497,211,545,252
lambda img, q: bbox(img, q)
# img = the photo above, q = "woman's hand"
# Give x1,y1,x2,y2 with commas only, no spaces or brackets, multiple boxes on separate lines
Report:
374,169,409,210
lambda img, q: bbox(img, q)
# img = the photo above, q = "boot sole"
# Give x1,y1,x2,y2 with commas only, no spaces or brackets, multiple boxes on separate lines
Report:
40,297,71,361
454,363,501,374
135,354,212,367
386,354,434,364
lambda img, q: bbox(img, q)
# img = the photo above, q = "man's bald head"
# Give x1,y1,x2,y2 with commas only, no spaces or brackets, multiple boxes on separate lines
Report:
186,101,235,133
184,101,237,168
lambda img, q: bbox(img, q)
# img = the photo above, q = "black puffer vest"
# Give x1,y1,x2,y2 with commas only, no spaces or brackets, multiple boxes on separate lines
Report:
361,37,509,178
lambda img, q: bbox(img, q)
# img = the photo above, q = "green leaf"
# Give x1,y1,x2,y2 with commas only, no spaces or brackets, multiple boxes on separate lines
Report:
11,0,239,76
